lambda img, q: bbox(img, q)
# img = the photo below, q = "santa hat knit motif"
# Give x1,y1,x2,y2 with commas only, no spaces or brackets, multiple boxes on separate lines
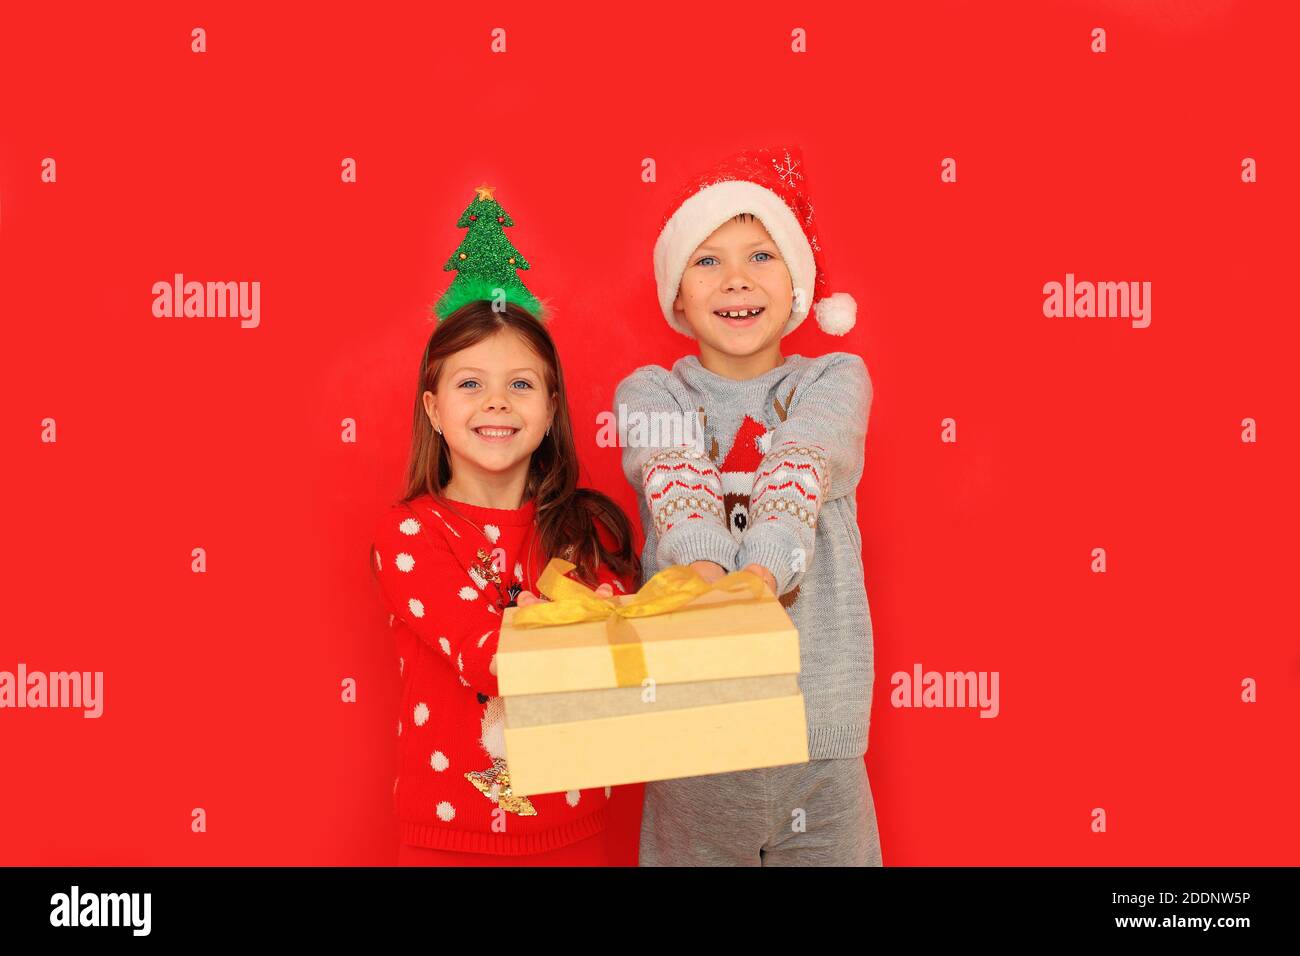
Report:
653,145,857,338
719,416,769,495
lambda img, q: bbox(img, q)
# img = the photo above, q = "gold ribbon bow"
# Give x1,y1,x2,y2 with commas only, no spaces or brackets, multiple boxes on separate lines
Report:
509,559,770,687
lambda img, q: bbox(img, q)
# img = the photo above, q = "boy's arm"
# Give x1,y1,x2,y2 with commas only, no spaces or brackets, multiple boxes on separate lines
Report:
614,368,740,573
736,353,872,596
372,506,501,697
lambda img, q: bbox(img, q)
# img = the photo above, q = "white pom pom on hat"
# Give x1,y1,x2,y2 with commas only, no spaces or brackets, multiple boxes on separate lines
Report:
652,145,857,338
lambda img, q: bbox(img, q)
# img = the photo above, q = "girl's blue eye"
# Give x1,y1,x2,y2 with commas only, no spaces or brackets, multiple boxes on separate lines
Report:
457,378,533,389
695,256,718,267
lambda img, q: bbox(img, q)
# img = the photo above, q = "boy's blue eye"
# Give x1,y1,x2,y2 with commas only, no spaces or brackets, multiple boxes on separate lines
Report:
695,252,774,266
458,379,478,389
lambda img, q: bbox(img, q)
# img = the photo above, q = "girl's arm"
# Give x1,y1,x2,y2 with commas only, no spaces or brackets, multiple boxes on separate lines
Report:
737,353,872,596
372,506,502,697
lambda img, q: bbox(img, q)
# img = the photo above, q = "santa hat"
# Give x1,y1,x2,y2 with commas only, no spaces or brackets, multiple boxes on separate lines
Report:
653,145,856,339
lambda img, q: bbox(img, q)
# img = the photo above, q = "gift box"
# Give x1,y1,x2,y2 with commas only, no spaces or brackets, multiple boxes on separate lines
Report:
496,559,809,797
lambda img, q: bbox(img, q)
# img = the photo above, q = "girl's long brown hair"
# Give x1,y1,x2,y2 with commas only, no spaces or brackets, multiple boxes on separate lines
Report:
375,300,640,589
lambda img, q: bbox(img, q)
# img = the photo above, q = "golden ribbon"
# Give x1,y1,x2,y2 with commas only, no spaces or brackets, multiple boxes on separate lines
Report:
509,559,769,687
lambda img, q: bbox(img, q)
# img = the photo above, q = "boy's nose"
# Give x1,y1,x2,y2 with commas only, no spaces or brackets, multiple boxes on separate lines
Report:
723,271,754,291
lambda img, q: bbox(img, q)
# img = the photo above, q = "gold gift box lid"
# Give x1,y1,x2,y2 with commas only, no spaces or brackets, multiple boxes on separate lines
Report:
497,587,801,697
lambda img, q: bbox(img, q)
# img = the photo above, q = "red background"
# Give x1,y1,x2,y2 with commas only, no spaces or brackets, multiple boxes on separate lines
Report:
2,1,1296,865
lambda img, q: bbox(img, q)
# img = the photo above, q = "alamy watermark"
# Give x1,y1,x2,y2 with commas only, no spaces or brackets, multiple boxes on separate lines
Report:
0,663,103,718
891,663,999,718
595,404,706,453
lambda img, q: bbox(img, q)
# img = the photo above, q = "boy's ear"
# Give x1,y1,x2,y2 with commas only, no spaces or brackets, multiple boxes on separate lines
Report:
672,290,691,328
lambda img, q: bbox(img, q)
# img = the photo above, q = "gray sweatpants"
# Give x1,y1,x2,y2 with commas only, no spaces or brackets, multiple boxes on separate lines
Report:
638,757,883,866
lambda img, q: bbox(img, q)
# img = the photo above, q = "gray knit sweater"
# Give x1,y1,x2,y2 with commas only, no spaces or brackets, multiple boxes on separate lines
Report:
613,352,875,760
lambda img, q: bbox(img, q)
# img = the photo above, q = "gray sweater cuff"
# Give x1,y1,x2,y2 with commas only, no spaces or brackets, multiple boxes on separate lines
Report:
658,525,740,572
737,523,806,596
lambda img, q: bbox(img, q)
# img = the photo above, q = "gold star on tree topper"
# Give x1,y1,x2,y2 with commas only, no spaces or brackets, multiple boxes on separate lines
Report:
474,183,496,201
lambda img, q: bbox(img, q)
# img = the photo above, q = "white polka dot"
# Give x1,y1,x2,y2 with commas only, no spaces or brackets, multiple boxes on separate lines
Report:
388,613,395,628
514,562,523,581
613,580,626,593
458,586,478,601
457,653,464,672
395,552,415,573
476,630,492,648
413,702,429,727
458,675,471,687
565,790,581,807
483,524,500,543
436,801,456,822
430,751,449,771
374,549,381,571
394,776,399,794
397,719,402,737
438,637,451,656
399,517,421,535
398,656,404,675
408,597,424,618
604,786,612,798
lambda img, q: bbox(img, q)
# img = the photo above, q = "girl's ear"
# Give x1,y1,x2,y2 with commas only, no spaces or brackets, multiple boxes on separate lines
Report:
423,390,440,433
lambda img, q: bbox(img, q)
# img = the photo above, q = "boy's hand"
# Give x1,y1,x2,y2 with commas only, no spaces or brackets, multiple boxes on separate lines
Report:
742,563,778,597
688,560,728,583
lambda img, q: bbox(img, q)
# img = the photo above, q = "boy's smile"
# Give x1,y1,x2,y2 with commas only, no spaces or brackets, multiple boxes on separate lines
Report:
674,214,793,378
711,305,766,327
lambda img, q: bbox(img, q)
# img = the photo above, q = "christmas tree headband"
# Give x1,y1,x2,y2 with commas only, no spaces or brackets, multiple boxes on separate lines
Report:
433,184,543,322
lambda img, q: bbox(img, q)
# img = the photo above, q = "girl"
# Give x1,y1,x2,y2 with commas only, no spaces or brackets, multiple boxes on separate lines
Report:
370,300,641,866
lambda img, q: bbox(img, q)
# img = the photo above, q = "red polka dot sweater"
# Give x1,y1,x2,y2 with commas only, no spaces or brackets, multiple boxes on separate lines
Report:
371,493,636,855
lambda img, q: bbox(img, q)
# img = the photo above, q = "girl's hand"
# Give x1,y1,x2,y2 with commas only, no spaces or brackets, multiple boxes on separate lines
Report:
515,589,545,607
516,582,613,607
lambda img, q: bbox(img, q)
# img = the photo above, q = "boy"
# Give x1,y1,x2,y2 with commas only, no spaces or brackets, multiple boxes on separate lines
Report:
615,146,881,866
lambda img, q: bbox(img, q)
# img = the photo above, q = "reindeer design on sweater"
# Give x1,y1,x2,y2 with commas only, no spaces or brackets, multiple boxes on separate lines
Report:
701,385,802,610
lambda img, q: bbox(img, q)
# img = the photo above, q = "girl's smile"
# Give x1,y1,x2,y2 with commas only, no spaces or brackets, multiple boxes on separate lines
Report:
472,425,520,443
